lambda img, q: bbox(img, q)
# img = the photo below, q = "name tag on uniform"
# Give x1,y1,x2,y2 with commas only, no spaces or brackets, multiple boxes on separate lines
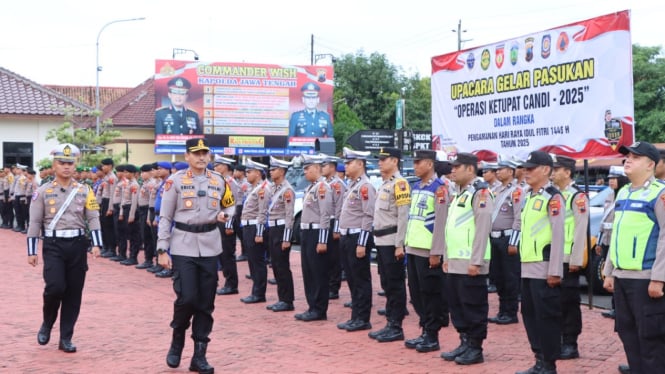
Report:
198,190,206,197
630,202,644,208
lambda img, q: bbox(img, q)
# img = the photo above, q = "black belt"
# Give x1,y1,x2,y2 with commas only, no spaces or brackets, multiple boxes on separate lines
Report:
373,226,398,237
174,221,218,233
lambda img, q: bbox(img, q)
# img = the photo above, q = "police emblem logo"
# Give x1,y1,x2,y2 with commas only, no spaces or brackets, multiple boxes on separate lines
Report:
525,37,535,62
510,42,519,66
495,44,504,69
175,79,184,87
63,145,72,157
480,49,490,71
466,52,475,70
541,34,551,59
548,198,561,216
557,32,569,53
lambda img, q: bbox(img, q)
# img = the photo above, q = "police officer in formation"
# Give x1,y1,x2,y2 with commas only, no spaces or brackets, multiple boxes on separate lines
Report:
368,147,411,343
239,159,270,304
604,141,665,374
551,155,588,360
336,147,376,332
295,154,332,321
320,155,346,300
488,158,523,325
99,158,118,258
265,156,297,312
28,143,103,353
441,153,493,365
157,138,235,373
404,150,449,352
213,155,241,295
515,151,565,374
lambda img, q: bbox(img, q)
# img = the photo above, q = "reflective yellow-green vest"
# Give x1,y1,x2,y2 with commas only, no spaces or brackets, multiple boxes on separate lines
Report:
405,179,443,250
610,180,665,270
446,188,491,260
561,187,583,256
520,188,558,262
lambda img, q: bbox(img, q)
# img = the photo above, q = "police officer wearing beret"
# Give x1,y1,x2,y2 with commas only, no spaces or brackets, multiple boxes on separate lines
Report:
337,148,376,332
99,158,118,258
516,150,565,374
441,153,493,365
157,138,235,373
155,77,202,135
551,155,588,360
288,82,333,138
295,154,333,321
265,156,297,312
604,142,665,374
368,147,411,342
28,144,103,353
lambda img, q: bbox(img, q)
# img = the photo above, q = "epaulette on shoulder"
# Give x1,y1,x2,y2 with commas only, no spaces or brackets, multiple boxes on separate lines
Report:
545,185,561,197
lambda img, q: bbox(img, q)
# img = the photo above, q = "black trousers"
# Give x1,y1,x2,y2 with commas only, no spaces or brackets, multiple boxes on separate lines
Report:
328,226,342,294
300,228,329,316
341,233,373,322
376,245,407,323
100,199,115,252
490,236,521,317
126,206,141,260
218,224,238,290
243,225,267,298
268,225,294,303
149,208,157,252
13,197,25,229
4,191,14,225
170,255,218,343
42,235,89,340
521,278,562,362
235,206,246,256
615,277,665,373
112,203,121,252
406,253,448,333
116,205,130,258
138,206,154,262
447,273,489,342
561,263,582,343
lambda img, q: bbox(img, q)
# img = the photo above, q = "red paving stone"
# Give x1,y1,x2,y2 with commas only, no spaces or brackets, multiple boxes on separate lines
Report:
1,229,627,373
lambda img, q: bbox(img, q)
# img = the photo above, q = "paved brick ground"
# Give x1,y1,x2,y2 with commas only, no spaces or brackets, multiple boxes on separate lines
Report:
1,229,627,373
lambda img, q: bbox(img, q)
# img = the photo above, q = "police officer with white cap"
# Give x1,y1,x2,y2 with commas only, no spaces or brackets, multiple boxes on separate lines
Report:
295,154,333,321
337,147,376,332
157,138,235,373
265,156,296,312
239,159,270,304
28,143,103,353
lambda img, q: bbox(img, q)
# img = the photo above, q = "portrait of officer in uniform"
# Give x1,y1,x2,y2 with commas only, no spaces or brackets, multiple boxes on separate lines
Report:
288,82,333,138
28,143,103,353
155,77,202,136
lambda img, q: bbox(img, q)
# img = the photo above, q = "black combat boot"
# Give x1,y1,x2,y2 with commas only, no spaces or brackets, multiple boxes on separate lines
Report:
166,329,185,368
415,330,440,352
189,341,214,374
515,353,544,374
441,333,468,361
454,338,484,365
375,320,404,342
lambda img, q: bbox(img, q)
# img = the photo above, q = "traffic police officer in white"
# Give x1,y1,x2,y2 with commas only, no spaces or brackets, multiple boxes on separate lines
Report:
157,138,235,374
28,144,102,353
336,147,376,333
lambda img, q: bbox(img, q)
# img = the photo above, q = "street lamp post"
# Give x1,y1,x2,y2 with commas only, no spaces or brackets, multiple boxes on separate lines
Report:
95,17,146,136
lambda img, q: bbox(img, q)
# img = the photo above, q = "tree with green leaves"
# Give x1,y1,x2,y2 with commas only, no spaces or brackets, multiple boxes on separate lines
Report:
633,44,665,142
45,107,123,167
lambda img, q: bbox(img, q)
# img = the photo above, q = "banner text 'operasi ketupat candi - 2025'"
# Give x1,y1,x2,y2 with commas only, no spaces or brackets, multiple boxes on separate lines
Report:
431,10,634,160
153,60,334,155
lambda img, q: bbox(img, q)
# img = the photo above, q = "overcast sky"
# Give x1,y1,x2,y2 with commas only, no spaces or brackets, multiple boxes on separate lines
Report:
1,0,662,88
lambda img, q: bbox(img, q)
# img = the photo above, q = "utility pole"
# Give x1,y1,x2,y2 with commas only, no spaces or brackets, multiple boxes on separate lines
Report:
310,34,314,65
452,19,472,51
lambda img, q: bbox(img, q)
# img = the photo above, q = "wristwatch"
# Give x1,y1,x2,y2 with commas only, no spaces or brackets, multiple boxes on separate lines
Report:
156,249,167,255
